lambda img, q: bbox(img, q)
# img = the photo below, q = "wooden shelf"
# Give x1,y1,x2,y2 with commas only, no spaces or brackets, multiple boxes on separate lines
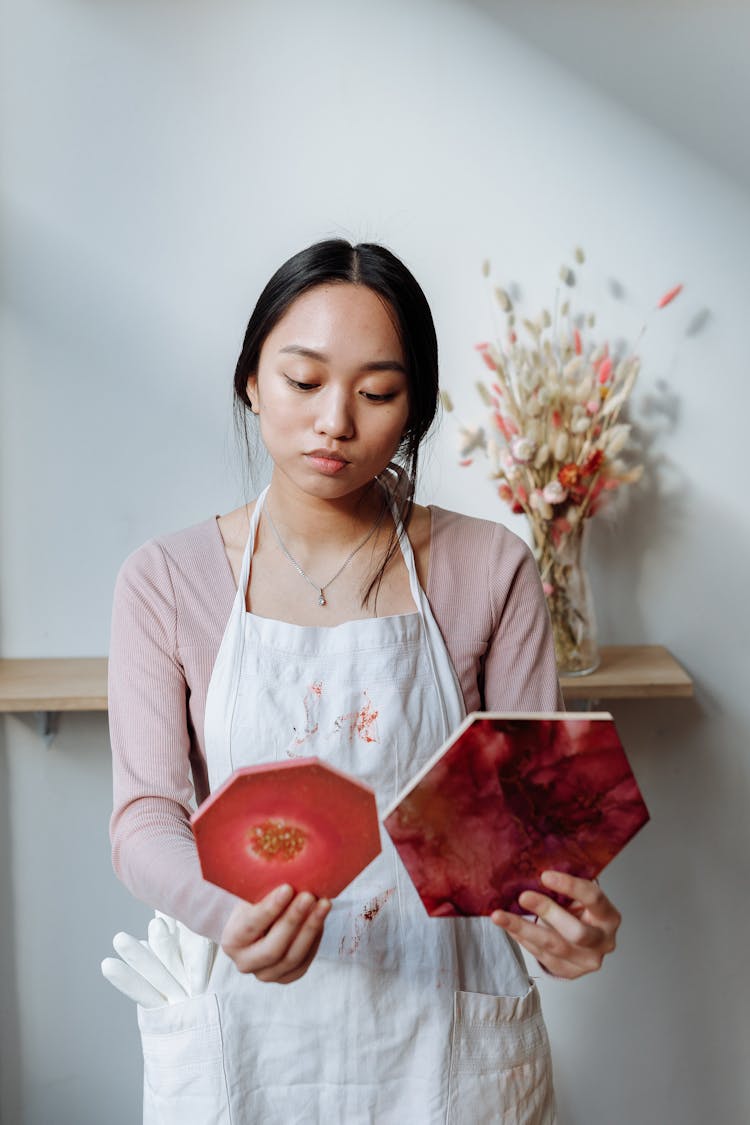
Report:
0,646,692,716
559,645,693,701
0,658,108,712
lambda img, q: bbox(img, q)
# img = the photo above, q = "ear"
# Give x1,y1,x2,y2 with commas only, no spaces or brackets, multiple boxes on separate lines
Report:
246,374,260,415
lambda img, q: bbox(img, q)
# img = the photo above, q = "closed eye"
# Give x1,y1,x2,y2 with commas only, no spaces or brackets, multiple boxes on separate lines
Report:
284,375,318,392
360,391,398,403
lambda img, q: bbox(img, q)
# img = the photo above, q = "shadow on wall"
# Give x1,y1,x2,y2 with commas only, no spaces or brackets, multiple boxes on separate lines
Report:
0,713,149,1124
0,720,23,1123
588,375,688,644
548,687,750,1125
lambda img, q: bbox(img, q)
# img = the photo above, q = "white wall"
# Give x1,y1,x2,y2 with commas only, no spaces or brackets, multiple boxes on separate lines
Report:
2,1,749,1122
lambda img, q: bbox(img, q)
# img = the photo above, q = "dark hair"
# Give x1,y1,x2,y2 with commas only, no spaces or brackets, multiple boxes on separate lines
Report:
233,239,440,606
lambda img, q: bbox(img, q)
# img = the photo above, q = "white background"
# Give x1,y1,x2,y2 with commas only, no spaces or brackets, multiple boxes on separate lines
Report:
1,1,748,1122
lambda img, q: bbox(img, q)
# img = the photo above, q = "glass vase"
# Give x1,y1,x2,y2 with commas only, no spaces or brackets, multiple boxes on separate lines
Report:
536,522,600,677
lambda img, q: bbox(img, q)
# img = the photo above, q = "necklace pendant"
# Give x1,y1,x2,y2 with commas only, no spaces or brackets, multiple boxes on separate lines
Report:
318,591,327,607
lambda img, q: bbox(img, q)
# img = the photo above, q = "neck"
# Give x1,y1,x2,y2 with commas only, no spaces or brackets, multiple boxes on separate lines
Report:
264,472,388,548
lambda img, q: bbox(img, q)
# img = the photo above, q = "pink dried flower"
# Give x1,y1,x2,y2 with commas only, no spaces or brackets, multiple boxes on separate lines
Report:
542,582,554,597
657,283,683,308
543,480,568,505
550,516,573,547
459,458,473,467
585,400,599,416
494,413,517,441
598,356,613,382
574,328,582,355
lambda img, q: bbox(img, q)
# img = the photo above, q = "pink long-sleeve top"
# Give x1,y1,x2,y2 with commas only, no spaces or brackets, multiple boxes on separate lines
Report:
108,505,562,943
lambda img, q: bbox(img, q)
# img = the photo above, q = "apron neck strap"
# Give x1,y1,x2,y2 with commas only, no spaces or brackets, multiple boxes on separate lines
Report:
376,470,422,607
238,468,422,610
236,485,270,600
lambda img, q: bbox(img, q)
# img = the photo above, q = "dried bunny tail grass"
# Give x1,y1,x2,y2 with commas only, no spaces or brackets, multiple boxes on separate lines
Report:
486,438,502,473
529,490,554,520
553,432,569,460
462,252,668,533
605,423,632,457
600,365,638,417
563,356,584,380
476,381,494,406
439,390,454,412
495,286,513,312
573,373,595,404
619,464,644,484
534,442,551,468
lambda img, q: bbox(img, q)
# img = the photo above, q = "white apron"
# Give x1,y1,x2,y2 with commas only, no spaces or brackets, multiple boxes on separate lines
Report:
138,481,556,1124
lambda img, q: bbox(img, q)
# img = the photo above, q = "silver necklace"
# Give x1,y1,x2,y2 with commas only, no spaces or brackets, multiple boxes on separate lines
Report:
264,500,386,607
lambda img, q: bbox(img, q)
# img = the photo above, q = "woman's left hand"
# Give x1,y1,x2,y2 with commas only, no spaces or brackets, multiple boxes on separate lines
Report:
490,870,621,980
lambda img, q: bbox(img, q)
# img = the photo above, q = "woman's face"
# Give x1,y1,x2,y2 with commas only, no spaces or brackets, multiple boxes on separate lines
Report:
248,283,410,503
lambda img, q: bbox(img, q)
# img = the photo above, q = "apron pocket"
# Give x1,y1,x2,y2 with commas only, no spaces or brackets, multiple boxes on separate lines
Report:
138,992,230,1125
446,984,556,1125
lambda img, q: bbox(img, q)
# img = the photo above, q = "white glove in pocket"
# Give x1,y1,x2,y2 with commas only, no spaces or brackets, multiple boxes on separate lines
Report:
101,913,217,1008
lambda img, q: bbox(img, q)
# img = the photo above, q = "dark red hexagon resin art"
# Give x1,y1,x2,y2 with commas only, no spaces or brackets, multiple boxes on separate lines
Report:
192,758,382,902
383,712,650,917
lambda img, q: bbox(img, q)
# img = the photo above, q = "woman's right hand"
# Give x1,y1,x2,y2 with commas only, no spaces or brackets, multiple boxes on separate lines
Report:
220,884,331,984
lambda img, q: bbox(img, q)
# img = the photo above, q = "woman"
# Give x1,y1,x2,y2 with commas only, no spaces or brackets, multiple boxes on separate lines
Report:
108,239,621,1123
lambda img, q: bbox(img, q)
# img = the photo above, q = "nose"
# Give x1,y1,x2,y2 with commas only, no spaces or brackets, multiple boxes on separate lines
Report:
314,386,355,440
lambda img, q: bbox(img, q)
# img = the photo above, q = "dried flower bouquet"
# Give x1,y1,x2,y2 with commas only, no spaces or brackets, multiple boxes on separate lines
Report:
445,249,682,674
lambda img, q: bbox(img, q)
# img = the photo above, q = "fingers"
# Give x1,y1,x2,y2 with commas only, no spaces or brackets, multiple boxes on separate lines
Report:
222,884,296,951
258,904,328,985
221,885,331,984
520,892,610,951
491,873,622,980
490,908,600,978
251,896,331,982
539,870,622,927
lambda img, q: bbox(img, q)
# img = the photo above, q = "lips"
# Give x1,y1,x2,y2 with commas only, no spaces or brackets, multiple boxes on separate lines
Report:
306,449,348,462
305,450,350,475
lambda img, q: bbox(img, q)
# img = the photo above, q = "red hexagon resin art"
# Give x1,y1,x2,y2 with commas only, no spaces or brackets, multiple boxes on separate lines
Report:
383,712,650,917
191,758,382,902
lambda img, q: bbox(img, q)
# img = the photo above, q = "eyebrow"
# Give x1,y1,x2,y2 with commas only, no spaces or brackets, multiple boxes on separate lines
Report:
278,345,407,375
